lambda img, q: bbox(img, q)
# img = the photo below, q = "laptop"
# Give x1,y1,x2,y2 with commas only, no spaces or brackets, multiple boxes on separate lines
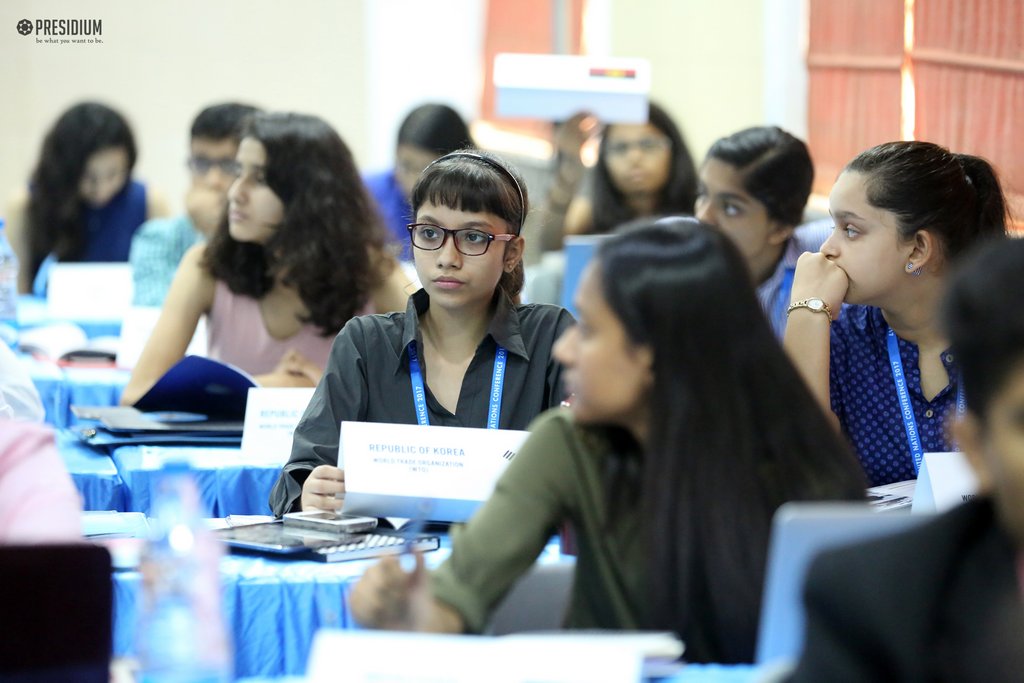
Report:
0,544,112,682
755,502,930,665
214,520,440,563
561,234,611,316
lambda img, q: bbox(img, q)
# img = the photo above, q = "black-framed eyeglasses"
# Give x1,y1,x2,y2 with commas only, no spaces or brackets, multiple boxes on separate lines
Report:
187,157,240,176
407,223,514,257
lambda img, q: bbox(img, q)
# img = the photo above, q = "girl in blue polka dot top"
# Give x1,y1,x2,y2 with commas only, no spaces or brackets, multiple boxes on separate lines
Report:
782,141,1010,486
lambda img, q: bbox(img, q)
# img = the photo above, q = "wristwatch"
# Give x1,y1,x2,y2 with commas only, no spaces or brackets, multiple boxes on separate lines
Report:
787,297,833,323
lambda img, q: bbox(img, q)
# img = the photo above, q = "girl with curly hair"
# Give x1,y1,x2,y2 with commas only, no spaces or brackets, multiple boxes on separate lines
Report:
120,112,410,402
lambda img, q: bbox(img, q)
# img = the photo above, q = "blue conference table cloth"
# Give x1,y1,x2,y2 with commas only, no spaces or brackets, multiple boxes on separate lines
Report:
59,365,130,426
111,446,283,517
22,355,64,425
19,293,130,427
56,429,127,511
18,294,122,338
113,545,457,677
113,544,586,679
25,356,129,428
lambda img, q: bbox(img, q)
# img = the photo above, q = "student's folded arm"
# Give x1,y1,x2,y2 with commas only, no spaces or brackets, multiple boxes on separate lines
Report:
782,253,846,425
429,410,578,633
269,318,372,517
120,245,213,406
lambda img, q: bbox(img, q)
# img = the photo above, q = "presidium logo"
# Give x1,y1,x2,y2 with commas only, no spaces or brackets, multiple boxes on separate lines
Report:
16,18,104,44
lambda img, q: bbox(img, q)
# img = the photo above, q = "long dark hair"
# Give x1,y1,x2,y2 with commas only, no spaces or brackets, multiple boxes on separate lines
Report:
705,126,813,227
846,141,1009,261
942,236,1019,419
204,112,387,335
410,150,528,300
590,102,697,234
594,217,865,663
26,101,137,281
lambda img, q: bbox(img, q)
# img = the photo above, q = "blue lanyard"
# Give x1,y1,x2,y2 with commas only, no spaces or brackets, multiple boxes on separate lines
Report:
886,328,965,474
776,267,795,327
407,341,507,429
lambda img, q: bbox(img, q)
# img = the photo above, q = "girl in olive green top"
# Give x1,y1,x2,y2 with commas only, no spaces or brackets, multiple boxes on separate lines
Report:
350,217,865,664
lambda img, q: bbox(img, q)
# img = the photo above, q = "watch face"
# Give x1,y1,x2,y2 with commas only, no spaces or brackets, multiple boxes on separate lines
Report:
807,298,824,311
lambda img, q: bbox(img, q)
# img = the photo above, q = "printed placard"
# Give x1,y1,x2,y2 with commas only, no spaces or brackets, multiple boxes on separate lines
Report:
308,630,644,683
240,388,315,460
494,53,651,123
47,263,133,322
340,421,529,522
911,451,979,514
117,306,207,369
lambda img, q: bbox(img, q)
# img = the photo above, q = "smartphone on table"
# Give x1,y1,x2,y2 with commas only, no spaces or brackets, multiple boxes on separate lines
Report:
281,510,378,534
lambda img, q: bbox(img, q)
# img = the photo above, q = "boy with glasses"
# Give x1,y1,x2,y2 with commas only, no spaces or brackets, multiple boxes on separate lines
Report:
129,102,259,306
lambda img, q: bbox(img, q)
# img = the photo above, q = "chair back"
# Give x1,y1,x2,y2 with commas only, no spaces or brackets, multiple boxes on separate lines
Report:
486,559,575,635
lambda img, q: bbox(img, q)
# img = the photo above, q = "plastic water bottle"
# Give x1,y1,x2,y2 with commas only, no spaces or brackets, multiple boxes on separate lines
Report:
137,461,232,683
0,219,18,349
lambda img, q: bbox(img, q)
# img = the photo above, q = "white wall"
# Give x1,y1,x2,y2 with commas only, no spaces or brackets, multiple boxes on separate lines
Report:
0,0,804,217
0,0,371,215
762,0,809,140
363,0,485,171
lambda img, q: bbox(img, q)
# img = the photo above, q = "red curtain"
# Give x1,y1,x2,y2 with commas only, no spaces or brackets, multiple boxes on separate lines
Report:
808,0,1023,225
913,0,1024,226
480,0,584,139
807,0,904,193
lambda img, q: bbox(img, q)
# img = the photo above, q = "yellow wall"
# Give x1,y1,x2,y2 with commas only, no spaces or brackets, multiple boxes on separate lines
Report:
610,0,767,160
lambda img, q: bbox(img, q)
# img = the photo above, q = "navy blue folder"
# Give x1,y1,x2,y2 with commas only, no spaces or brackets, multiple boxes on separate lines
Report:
133,355,256,420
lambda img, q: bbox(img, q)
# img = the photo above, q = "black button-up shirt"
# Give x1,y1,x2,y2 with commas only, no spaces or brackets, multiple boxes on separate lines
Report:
269,289,575,516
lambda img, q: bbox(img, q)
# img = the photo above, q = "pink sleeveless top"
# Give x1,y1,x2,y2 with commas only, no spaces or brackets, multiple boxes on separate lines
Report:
206,281,369,375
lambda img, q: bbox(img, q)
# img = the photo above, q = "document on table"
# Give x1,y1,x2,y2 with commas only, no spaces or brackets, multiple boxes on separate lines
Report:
866,479,916,512
308,630,683,683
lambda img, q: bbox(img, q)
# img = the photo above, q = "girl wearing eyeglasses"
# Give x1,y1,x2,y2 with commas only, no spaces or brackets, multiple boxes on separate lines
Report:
350,218,865,663
121,112,410,405
269,150,574,518
563,102,698,237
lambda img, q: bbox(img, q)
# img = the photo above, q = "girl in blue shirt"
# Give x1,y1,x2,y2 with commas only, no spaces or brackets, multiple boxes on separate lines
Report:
784,141,1010,486
6,102,169,294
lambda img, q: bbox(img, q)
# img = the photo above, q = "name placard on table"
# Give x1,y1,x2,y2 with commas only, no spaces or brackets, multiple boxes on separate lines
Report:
117,306,207,369
493,53,651,123
47,263,133,322
340,421,529,522
308,630,649,683
911,451,979,514
240,388,316,460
